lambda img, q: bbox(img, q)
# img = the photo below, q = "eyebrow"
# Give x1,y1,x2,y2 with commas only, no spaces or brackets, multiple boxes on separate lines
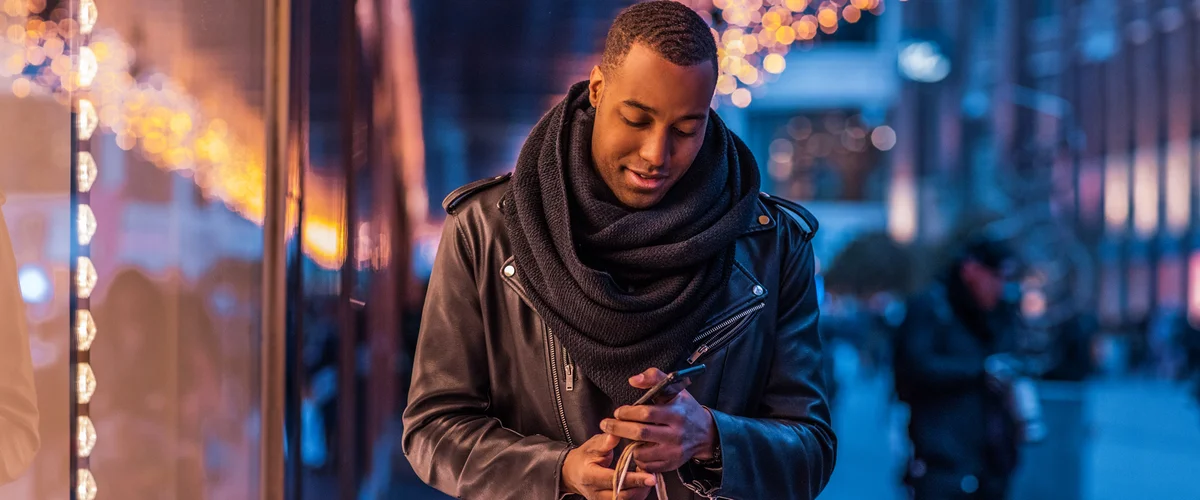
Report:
622,99,707,122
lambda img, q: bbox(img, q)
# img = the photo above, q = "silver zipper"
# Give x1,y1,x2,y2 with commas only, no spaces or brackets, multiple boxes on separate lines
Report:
546,327,574,446
563,348,575,392
688,302,765,364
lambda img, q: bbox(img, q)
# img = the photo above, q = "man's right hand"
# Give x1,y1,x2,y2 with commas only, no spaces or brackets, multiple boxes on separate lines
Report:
562,433,657,500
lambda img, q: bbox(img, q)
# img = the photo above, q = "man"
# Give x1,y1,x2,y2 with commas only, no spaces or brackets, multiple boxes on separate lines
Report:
0,189,40,485
893,235,1023,500
402,2,835,499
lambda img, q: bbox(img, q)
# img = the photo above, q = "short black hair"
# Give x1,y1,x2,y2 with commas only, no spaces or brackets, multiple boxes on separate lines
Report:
601,1,718,77
960,233,1020,276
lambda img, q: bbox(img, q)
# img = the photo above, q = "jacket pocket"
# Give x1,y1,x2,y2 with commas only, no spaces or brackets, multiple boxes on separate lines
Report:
688,301,765,365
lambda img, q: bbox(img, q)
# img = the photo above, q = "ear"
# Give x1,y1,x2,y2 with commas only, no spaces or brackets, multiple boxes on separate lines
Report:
588,66,605,108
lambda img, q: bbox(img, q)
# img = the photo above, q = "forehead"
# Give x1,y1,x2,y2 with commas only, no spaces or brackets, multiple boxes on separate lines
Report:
609,43,715,115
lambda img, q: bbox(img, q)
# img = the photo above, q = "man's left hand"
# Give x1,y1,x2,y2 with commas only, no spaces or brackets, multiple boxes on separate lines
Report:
601,368,718,474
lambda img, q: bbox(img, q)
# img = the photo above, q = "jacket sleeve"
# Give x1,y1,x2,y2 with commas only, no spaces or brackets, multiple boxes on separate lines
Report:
402,213,571,499
894,295,985,392
680,222,836,500
0,207,40,485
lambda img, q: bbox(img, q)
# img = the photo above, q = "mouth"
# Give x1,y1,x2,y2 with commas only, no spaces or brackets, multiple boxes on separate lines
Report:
623,167,669,191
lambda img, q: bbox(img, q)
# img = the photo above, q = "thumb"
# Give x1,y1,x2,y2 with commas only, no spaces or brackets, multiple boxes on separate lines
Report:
629,367,668,389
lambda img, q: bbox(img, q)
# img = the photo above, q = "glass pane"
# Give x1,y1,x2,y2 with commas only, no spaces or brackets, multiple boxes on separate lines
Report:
59,0,266,497
0,68,72,498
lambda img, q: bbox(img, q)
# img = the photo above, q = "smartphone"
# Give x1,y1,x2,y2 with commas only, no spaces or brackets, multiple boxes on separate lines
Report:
631,364,706,406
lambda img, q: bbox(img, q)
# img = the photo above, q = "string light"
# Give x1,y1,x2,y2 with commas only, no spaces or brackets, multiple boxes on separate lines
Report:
77,416,96,458
70,4,100,497
76,98,97,140
76,362,97,404
77,468,97,500
697,0,887,106
75,310,96,351
77,204,96,245
77,151,97,192
78,0,97,35
2,1,352,270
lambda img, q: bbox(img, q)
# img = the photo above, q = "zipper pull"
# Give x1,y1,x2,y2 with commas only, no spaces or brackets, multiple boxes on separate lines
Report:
563,349,575,391
687,345,709,365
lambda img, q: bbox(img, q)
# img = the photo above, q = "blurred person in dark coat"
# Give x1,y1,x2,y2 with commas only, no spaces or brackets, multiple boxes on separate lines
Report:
0,189,40,485
893,235,1024,500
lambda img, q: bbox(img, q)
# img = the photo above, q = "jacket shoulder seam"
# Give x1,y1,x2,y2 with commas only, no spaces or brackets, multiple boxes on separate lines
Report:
758,192,818,241
442,172,513,214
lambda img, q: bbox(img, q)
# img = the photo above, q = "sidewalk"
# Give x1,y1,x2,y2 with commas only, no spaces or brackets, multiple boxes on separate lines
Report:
819,375,1200,500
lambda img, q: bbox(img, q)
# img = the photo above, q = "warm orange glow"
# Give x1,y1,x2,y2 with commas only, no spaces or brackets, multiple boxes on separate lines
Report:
303,217,347,270
731,88,752,108
763,53,786,74
796,16,818,40
736,64,760,84
1104,154,1129,233
1132,148,1158,237
785,0,809,11
716,74,738,95
775,25,797,44
818,8,838,28
888,171,917,244
11,76,30,97
1165,140,1191,234
843,5,861,23
762,11,783,30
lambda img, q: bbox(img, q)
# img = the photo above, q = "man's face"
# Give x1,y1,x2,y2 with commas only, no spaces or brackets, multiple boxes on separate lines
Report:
961,260,1006,311
588,43,717,209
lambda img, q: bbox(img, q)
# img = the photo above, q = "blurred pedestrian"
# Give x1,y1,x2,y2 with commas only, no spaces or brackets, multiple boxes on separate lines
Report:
893,234,1028,500
0,188,39,485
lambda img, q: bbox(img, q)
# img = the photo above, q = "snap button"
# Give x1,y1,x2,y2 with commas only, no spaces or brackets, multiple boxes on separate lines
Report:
503,265,515,277
758,215,770,225
752,285,765,296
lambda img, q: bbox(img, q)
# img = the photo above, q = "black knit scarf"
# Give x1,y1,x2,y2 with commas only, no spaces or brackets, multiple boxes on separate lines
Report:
502,81,761,405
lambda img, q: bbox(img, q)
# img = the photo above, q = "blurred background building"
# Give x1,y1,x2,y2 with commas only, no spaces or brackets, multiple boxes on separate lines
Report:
0,0,1198,499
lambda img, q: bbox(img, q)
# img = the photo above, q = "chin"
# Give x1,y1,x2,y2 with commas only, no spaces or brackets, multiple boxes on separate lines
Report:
617,192,663,210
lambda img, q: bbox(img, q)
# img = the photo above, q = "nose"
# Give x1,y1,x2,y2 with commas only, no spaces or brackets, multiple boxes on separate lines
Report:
639,128,670,168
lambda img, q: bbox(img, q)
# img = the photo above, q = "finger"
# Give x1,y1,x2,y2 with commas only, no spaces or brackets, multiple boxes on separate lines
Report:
628,368,668,389
614,405,680,425
585,432,621,455
617,487,655,500
583,465,656,490
613,471,658,490
634,458,675,474
602,419,676,444
630,443,678,468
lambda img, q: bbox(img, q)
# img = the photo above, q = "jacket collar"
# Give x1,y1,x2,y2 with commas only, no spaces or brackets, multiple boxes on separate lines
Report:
742,198,776,236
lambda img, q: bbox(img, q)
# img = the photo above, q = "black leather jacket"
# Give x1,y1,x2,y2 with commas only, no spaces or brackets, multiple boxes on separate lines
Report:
402,174,836,499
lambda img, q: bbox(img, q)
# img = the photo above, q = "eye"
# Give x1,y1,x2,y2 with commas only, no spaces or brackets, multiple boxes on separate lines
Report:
622,117,650,128
673,127,699,138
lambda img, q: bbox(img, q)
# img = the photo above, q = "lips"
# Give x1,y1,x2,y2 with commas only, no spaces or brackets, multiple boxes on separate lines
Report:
623,167,668,191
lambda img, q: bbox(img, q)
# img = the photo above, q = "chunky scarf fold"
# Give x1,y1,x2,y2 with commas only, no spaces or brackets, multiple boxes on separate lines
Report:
502,81,761,405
